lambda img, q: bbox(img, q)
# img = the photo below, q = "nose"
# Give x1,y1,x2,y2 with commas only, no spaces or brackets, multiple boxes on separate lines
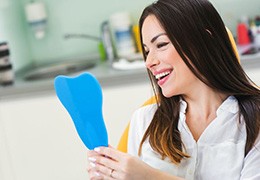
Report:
145,53,160,69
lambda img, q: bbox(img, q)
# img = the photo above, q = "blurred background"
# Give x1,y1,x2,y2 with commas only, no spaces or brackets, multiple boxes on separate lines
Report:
0,0,259,70
0,0,260,180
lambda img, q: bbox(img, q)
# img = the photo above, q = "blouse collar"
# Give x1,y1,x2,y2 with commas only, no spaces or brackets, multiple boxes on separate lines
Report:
179,96,239,116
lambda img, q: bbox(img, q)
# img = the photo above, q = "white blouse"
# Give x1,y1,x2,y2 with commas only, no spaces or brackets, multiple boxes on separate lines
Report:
128,96,260,180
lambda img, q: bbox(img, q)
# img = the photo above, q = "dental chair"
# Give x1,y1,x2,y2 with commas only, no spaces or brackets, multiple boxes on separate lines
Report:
117,28,240,153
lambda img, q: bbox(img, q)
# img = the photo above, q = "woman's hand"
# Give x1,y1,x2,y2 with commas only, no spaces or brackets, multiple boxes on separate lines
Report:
87,146,155,180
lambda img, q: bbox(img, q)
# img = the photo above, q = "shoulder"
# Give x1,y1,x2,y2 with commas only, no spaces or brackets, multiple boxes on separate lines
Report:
130,103,157,131
127,103,157,155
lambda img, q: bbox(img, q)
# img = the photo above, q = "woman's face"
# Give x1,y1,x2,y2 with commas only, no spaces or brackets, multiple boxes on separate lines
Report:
142,15,199,97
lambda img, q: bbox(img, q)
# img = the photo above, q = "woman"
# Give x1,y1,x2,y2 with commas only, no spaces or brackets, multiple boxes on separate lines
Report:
87,0,260,179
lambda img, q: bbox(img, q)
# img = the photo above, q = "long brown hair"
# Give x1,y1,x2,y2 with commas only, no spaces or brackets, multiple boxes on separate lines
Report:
138,0,260,164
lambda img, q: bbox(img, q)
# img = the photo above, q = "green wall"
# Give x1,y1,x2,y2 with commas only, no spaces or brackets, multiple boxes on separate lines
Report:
1,0,260,70
0,0,30,70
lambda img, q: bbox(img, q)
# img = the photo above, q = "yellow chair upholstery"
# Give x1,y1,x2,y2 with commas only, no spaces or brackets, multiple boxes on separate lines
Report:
226,27,240,62
117,28,240,153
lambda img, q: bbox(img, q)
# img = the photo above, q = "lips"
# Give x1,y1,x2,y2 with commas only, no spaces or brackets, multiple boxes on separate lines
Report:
155,71,171,80
154,69,172,86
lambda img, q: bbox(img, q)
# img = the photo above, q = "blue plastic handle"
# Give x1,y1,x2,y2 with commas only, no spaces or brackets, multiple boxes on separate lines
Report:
54,72,108,150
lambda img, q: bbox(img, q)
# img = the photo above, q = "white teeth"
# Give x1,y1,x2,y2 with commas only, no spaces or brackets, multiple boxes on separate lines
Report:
155,71,171,79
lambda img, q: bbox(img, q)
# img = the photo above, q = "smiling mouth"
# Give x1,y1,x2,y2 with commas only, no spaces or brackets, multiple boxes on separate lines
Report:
155,70,172,80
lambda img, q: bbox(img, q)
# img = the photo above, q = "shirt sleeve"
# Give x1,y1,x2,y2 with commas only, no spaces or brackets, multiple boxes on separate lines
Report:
127,104,156,156
240,133,260,180
127,109,141,156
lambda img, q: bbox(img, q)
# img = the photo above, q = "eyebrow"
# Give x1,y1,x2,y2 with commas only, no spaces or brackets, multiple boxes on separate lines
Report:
150,33,167,43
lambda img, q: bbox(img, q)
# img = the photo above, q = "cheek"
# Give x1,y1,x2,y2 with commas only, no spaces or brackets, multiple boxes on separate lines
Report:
162,46,182,65
176,64,195,83
173,60,196,87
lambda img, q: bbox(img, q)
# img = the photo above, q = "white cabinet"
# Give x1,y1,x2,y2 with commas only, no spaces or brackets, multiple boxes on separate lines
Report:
0,94,89,180
244,68,260,85
0,82,152,180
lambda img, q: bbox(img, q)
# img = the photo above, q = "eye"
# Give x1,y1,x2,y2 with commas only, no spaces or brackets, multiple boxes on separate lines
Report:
144,50,149,56
157,42,169,48
143,47,149,56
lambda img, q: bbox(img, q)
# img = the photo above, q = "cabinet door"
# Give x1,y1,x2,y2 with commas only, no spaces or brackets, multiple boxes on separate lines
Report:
0,114,15,180
0,94,89,180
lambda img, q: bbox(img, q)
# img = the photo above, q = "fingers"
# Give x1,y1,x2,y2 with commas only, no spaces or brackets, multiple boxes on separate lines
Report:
87,146,127,179
89,162,118,180
87,146,154,180
87,148,115,179
87,165,103,180
94,146,124,162
87,149,99,157
87,150,105,179
88,153,118,172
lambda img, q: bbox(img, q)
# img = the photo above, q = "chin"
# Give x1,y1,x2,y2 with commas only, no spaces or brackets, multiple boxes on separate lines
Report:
161,85,182,98
162,91,176,98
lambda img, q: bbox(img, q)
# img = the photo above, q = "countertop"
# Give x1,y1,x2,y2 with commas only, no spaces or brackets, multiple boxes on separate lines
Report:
0,53,260,100
0,61,150,99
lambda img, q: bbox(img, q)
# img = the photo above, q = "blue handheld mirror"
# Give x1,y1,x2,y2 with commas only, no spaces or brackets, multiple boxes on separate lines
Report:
54,72,108,150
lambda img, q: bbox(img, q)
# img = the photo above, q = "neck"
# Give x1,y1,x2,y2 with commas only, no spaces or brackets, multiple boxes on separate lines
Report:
182,85,228,122
182,84,228,141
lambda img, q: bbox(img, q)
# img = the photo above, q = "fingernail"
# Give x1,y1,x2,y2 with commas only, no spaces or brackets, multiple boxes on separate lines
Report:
95,172,100,176
94,147,100,152
88,157,96,162
89,162,96,167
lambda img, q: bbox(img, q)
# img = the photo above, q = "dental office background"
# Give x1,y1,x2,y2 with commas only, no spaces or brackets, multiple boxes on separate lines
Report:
0,0,260,72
